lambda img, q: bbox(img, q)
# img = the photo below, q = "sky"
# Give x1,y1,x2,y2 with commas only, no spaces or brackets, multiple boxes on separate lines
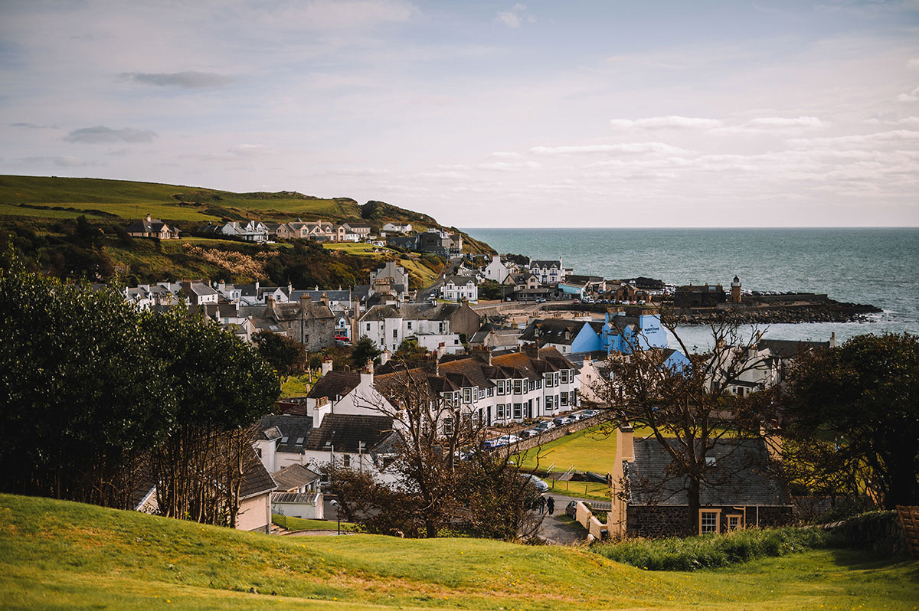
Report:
1,0,918,228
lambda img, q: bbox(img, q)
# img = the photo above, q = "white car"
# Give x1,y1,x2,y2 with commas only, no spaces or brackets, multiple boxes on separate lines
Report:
496,434,520,446
520,474,550,493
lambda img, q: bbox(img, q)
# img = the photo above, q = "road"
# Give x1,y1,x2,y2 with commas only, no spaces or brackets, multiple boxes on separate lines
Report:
534,493,591,545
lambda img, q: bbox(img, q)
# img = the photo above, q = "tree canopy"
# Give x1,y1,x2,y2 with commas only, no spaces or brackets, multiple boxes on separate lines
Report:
785,332,919,509
0,257,279,517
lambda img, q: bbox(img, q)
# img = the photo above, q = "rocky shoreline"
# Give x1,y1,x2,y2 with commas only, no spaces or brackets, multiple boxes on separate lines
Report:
676,301,883,325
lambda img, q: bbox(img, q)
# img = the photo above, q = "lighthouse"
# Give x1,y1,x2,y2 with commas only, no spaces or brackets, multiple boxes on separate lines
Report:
730,275,742,304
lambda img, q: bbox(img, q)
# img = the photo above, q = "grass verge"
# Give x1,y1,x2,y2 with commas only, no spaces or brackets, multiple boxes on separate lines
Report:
272,514,357,532
591,526,833,571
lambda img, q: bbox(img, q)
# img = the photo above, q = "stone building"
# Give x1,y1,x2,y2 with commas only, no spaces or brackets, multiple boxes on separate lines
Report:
262,293,336,352
609,426,792,538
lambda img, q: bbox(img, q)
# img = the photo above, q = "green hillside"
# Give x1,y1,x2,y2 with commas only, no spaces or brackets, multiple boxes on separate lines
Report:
1,494,916,610
0,175,362,224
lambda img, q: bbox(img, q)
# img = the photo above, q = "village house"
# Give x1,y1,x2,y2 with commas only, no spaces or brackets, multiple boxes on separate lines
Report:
528,259,568,285
261,293,336,351
482,255,512,283
440,275,478,303
609,425,792,538
382,222,413,235
125,214,180,240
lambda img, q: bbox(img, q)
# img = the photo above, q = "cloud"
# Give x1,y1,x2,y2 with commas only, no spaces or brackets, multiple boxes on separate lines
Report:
257,0,418,31
531,143,686,155
896,87,919,103
10,122,58,130
489,151,521,158
20,155,101,167
609,116,723,130
119,71,233,89
64,126,157,144
909,58,919,70
496,3,533,28
747,116,826,128
228,144,276,156
477,160,541,171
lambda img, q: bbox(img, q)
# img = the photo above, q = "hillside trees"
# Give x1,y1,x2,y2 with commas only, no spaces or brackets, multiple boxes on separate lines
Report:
784,333,919,509
253,330,307,381
0,255,279,521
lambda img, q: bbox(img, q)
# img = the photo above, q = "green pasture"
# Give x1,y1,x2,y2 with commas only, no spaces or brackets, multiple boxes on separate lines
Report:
271,514,357,532
2,494,917,610
322,242,393,256
517,425,620,474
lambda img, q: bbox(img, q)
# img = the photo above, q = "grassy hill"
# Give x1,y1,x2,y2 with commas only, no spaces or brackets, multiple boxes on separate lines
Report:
2,494,917,610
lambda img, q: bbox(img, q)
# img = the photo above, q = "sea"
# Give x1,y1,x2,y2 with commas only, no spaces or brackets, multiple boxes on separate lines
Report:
463,228,919,353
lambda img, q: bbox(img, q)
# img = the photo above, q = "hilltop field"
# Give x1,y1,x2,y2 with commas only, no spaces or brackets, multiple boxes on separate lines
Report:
0,175,496,287
1,494,917,610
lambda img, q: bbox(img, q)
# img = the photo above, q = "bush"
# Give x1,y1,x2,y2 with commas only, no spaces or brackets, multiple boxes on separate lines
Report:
591,527,832,571
826,510,910,557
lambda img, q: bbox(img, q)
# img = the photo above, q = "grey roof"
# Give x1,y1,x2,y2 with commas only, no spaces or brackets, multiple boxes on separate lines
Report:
240,446,277,500
530,260,562,268
443,275,477,286
272,491,321,504
271,464,320,491
361,303,460,323
304,414,394,454
757,339,830,360
258,415,315,453
624,437,787,507
290,290,353,303
307,371,362,400
518,319,596,346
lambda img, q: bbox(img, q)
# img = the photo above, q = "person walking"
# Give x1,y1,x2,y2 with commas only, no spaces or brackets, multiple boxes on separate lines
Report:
546,496,555,515
538,495,547,514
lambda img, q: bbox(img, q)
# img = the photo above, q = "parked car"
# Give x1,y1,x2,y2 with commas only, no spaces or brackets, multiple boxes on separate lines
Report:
519,428,540,438
553,416,575,426
566,500,578,518
495,434,520,446
520,474,550,493
534,421,556,433
579,409,599,419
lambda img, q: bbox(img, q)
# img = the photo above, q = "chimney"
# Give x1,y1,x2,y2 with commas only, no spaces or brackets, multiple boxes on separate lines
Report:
616,423,634,463
351,297,361,344
321,357,334,375
266,294,276,316
146,214,152,222
288,281,293,295
321,292,329,306
380,349,391,365
361,359,374,387
301,293,312,302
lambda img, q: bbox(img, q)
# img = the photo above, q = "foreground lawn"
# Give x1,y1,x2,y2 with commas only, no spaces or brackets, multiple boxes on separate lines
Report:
1,494,916,610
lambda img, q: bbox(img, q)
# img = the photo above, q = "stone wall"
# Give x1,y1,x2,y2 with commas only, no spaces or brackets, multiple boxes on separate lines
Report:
626,504,794,538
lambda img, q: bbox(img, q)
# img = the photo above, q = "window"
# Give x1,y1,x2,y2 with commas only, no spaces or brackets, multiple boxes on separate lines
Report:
529,379,536,392
342,454,351,468
554,372,560,386
546,395,554,410
545,373,554,388
700,510,720,534
392,329,398,339
463,388,472,403
366,323,371,331
536,379,541,390
560,370,569,384
407,321,412,330
443,417,454,436
513,403,522,419
570,390,577,406
487,387,494,397
497,379,505,395
513,380,523,395
560,392,569,407
727,514,742,531
496,404,505,419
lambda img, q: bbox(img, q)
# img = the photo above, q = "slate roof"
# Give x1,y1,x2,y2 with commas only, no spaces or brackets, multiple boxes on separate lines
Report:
272,464,320,491
443,275,477,286
268,300,335,322
126,217,172,234
272,491,321,504
307,371,362,400
361,303,460,323
530,260,562,268
304,414,394,453
518,319,594,346
757,339,830,360
258,415,315,453
290,290,353,303
624,438,787,507
240,445,277,500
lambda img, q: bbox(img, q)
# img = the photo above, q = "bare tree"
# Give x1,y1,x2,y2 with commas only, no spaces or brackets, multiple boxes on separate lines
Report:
593,310,780,535
328,359,545,540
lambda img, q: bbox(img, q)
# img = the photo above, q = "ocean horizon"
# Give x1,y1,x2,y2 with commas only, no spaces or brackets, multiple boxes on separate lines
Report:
463,227,919,351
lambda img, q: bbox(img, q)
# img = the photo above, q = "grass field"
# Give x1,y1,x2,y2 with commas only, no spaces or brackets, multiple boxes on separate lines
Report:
271,514,357,532
1,494,917,610
0,175,362,222
517,425,620,474
322,242,393,256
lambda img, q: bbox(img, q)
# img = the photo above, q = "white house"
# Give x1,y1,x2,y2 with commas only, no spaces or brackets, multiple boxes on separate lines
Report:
440,276,478,303
528,259,567,285
359,303,461,353
483,255,511,283
382,222,413,234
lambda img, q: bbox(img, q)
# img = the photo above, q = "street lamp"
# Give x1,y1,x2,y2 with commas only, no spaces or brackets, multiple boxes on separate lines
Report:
330,499,341,535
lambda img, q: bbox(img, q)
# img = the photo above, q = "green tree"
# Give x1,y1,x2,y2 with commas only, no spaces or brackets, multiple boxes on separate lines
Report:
253,330,307,382
785,333,919,509
351,336,382,369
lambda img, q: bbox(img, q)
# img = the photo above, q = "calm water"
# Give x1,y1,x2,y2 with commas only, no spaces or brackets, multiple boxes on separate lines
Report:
464,228,919,351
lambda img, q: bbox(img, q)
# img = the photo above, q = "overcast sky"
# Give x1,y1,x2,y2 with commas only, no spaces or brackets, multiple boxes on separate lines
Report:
2,0,918,227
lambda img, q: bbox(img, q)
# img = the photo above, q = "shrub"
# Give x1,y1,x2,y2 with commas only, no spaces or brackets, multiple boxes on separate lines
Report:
591,527,832,571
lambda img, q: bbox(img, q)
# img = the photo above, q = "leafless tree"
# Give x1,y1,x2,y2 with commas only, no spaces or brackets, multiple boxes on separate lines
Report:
327,359,545,540
592,309,780,535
